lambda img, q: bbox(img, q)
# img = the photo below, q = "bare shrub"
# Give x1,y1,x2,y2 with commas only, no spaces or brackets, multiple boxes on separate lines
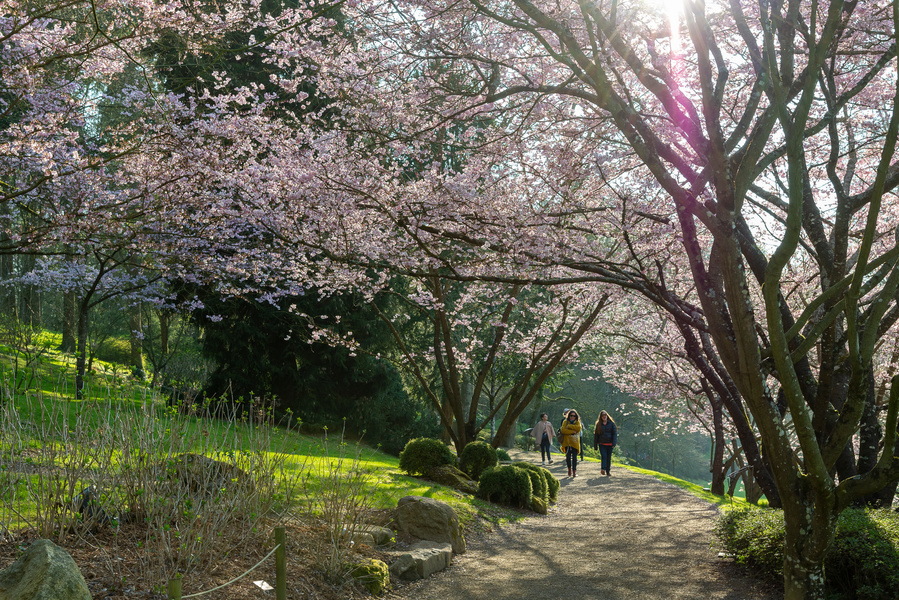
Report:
0,314,48,392
0,386,306,589
301,426,380,581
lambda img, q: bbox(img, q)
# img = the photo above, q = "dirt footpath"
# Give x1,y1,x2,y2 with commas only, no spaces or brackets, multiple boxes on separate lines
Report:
389,451,781,600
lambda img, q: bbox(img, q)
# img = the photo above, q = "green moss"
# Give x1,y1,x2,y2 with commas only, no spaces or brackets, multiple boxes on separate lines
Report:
350,558,389,595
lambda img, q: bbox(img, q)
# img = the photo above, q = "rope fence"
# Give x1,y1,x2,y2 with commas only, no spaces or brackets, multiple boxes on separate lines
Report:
167,527,287,600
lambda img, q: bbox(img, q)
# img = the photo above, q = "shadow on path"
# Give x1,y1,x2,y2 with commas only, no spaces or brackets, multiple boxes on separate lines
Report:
389,451,780,600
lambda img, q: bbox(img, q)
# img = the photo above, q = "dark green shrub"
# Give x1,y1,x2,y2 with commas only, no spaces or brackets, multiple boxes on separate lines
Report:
511,461,558,502
511,462,548,502
716,506,899,600
459,441,498,481
496,448,511,462
826,509,899,600
398,438,456,476
715,506,784,579
477,465,532,508
545,468,560,501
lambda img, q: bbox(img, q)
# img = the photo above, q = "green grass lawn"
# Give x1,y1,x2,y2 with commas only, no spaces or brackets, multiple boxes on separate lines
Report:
620,463,755,509
0,327,526,538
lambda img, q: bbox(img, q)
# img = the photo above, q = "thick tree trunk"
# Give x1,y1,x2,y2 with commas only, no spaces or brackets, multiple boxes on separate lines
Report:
781,497,834,600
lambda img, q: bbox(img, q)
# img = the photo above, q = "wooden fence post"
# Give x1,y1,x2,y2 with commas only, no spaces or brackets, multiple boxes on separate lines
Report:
275,526,286,600
167,576,182,600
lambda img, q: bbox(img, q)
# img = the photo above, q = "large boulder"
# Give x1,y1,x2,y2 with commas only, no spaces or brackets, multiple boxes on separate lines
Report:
396,496,466,554
388,541,453,581
0,539,91,600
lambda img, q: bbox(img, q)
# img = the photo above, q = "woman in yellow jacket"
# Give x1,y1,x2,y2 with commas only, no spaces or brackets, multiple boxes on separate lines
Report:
560,409,582,477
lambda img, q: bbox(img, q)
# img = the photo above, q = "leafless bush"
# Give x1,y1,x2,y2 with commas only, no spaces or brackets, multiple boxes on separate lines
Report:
0,314,48,392
301,426,379,581
0,386,306,588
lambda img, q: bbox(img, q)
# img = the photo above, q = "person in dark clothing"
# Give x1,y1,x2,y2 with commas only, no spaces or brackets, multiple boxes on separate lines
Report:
593,410,618,476
532,413,555,465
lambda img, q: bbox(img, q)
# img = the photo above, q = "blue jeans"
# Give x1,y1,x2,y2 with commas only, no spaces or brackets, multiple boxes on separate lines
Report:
566,447,578,471
598,445,613,473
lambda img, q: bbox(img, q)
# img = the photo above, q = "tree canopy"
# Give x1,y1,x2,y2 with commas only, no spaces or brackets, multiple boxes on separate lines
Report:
6,2,899,597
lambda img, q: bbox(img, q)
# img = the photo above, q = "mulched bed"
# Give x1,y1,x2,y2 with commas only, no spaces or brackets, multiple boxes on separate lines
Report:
0,519,392,599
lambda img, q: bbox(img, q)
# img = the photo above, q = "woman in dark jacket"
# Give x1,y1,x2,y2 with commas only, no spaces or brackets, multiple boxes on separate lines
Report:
593,410,618,476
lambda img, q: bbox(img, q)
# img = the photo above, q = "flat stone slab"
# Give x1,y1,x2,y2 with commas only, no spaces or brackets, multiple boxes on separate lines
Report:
388,541,453,581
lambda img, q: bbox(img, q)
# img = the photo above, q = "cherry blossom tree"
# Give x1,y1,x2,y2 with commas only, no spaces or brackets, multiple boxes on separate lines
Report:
367,275,609,451
218,2,899,597
593,298,738,495
9,2,899,595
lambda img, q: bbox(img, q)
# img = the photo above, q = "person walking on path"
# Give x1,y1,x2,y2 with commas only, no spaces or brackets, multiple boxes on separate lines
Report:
392,448,781,600
532,413,555,465
560,409,582,477
559,408,584,461
593,410,618,476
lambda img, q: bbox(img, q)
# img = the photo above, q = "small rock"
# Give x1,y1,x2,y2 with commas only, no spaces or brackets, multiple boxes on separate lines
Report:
350,558,389,595
362,525,395,545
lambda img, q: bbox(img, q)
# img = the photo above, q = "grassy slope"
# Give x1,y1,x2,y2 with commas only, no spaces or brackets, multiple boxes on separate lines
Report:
620,462,753,509
0,329,525,533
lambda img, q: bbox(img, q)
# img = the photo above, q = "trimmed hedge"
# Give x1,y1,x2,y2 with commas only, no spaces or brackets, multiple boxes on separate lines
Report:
512,462,547,502
398,437,456,476
716,506,899,600
477,465,532,508
459,441,498,481
496,448,512,462
511,461,558,503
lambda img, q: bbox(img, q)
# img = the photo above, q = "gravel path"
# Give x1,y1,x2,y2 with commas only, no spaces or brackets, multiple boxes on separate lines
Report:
389,451,781,600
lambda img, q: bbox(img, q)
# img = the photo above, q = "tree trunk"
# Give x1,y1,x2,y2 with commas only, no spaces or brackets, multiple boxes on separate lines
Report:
61,291,77,352
781,496,834,600
75,299,89,399
19,253,40,328
129,302,143,379
160,309,170,355
0,253,14,316
709,395,726,495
